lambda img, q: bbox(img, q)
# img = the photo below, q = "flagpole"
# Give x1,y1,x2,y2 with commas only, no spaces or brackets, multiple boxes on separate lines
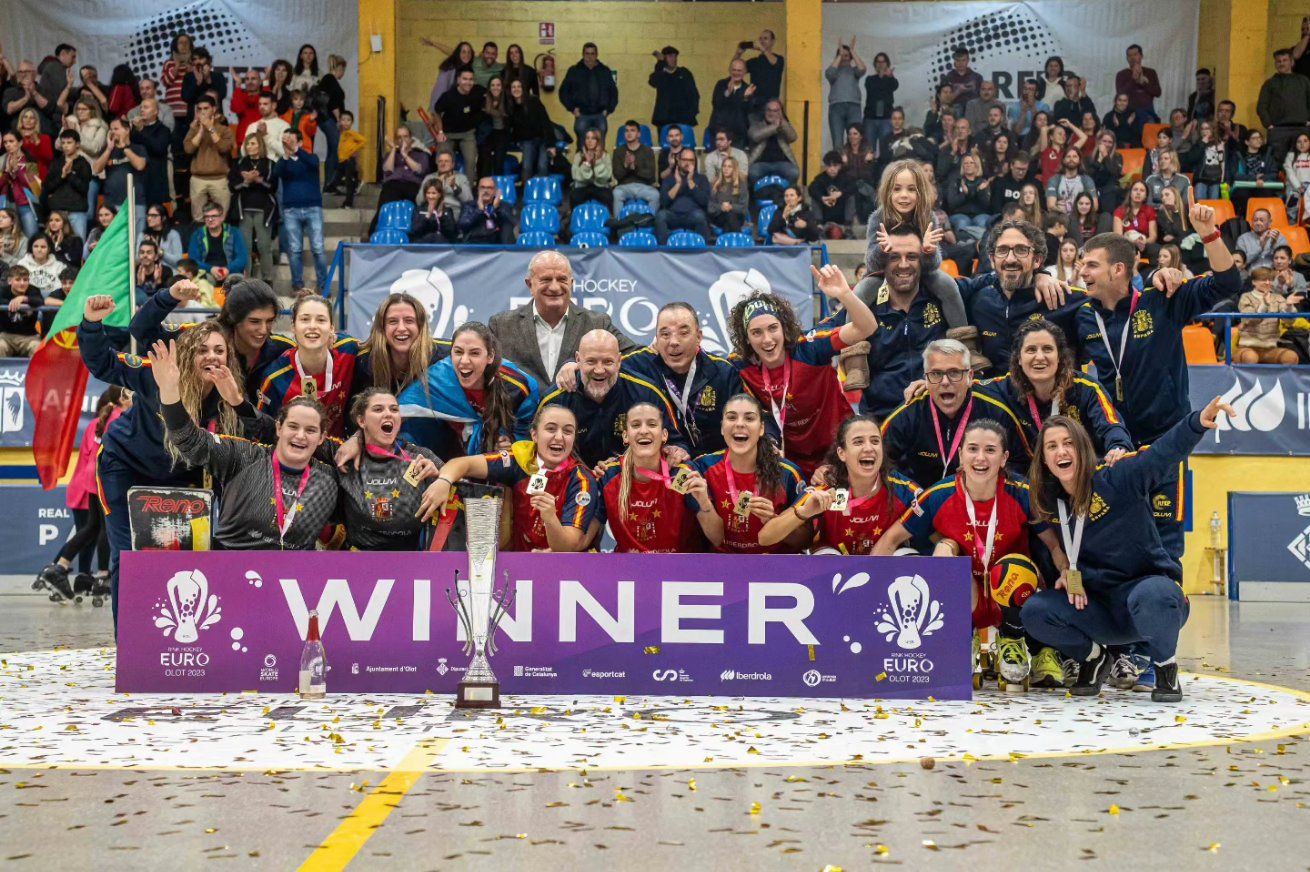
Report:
127,173,138,355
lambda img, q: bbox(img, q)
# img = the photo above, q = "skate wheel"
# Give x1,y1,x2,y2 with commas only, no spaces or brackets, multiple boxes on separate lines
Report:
997,676,1007,691
32,579,46,590
92,597,104,607
1022,678,1030,692
972,673,983,690
74,595,83,604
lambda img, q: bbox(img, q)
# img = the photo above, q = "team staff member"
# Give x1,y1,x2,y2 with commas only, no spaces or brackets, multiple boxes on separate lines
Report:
80,297,256,621
399,322,539,458
257,293,360,439
1022,396,1235,703
542,330,682,468
594,402,708,553
730,264,878,479
877,420,1070,689
152,338,342,551
759,414,920,555
955,220,1088,376
131,277,293,403
976,319,1133,470
353,293,451,400
616,302,745,457
1076,204,1238,559
881,338,1027,489
420,405,597,552
338,388,443,550
691,394,807,554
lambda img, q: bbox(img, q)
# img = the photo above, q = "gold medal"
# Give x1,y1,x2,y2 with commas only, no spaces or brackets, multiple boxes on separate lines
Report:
526,472,549,494
403,459,423,488
670,468,693,494
1114,375,1123,403
830,488,850,513
302,376,318,399
734,490,754,518
1065,568,1085,597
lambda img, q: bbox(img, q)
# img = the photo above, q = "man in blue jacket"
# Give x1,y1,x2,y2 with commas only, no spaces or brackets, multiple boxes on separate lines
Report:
271,129,326,293
655,148,711,244
187,201,248,282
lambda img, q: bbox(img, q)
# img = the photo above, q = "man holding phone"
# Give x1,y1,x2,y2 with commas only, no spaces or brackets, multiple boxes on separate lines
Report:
734,29,784,107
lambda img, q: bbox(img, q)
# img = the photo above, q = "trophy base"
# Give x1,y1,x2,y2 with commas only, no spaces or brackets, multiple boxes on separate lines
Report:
455,680,501,709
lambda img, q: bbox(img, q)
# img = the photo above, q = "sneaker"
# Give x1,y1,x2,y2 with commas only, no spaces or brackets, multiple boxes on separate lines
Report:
1071,648,1112,697
995,635,1032,683
1060,657,1080,688
1031,646,1065,688
1133,664,1157,693
1108,653,1141,690
1151,662,1182,703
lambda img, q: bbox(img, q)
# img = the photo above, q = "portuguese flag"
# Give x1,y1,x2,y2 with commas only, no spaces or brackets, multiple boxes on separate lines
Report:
26,206,133,489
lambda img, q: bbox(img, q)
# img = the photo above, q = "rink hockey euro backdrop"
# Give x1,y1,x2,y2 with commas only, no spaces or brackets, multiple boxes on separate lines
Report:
344,245,817,355
822,1,1200,150
116,551,973,699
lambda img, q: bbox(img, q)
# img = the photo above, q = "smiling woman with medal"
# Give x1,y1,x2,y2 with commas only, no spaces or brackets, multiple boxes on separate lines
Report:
1022,395,1235,704
257,292,360,438
876,419,1069,690
594,402,708,553
690,394,807,554
759,414,920,554
728,264,879,480
419,405,597,552
337,388,443,550
150,339,341,551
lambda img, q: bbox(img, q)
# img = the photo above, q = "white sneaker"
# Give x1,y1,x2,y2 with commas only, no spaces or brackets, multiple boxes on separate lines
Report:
1107,653,1141,690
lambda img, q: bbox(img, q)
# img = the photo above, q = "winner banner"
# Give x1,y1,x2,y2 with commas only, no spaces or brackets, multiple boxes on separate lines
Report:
118,552,972,700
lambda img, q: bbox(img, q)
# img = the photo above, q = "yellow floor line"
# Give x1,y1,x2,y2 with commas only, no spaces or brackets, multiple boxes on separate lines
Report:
298,737,448,872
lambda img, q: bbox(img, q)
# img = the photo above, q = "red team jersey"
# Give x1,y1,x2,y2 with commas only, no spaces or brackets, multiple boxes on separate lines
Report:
737,330,851,479
484,443,599,551
595,459,702,553
257,336,360,438
809,475,921,554
691,451,805,553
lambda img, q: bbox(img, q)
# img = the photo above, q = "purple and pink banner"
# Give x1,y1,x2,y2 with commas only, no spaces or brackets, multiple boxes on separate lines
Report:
118,552,972,699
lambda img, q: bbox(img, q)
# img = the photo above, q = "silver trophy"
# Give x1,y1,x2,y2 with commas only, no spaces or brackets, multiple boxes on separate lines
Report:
446,483,514,709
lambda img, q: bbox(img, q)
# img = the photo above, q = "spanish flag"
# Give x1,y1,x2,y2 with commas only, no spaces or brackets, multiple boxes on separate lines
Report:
26,206,133,489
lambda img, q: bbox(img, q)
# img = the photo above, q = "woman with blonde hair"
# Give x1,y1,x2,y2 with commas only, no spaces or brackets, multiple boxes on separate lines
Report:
570,127,613,213
709,155,749,234
229,134,278,281
1235,267,1303,364
354,292,447,399
858,157,967,328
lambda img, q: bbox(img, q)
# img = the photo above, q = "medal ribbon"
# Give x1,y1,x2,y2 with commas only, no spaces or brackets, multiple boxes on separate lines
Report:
294,349,334,394
272,460,313,547
1091,290,1140,389
958,477,999,575
929,397,973,478
1057,499,1086,572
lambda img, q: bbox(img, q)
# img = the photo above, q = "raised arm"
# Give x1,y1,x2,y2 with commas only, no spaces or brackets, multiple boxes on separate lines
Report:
811,263,877,345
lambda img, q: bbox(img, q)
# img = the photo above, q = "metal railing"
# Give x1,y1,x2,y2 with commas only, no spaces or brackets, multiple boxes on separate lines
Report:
1198,310,1310,365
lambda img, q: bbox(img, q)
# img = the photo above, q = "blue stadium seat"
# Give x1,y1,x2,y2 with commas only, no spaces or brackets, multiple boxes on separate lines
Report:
524,175,563,206
715,232,755,248
753,174,790,194
618,200,654,220
377,200,415,232
667,230,707,249
571,231,610,249
755,202,778,240
454,152,466,175
614,124,654,148
618,230,658,249
519,202,562,236
369,228,410,245
570,202,611,235
501,153,522,177
657,124,695,151
491,174,518,206
701,127,717,151
517,231,557,247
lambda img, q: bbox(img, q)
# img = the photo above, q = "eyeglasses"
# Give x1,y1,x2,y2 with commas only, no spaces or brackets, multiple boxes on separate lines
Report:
993,245,1033,259
925,369,968,384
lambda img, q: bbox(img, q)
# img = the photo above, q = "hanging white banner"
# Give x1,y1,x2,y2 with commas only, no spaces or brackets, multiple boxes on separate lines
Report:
822,1,1199,148
2,0,358,113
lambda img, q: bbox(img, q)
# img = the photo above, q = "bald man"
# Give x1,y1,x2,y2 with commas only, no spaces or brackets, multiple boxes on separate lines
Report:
489,250,636,386
540,329,684,467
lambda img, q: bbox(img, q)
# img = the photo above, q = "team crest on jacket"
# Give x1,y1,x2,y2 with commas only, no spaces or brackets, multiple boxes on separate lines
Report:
1152,493,1173,513
1131,310,1154,339
122,354,144,368
1090,492,1109,520
613,413,627,436
698,386,716,410
923,303,942,328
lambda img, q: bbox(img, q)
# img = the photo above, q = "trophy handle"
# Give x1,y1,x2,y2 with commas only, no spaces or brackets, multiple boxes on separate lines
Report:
484,573,516,657
445,587,477,657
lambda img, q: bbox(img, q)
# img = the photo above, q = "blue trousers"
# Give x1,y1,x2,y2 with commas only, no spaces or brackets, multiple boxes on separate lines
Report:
1022,575,1190,664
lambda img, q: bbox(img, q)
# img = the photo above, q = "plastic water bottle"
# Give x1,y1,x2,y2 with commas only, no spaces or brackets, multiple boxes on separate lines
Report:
1210,511,1221,547
298,610,327,699
1220,183,1229,201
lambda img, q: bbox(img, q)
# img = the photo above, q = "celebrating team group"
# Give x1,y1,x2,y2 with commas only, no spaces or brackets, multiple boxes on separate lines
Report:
76,180,1240,703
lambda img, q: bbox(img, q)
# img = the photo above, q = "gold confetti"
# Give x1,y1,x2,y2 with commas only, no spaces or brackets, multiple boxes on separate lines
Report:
747,746,761,755
687,778,697,791
1108,805,1120,816
749,802,761,815
808,644,816,662
643,646,661,655
874,845,889,856
1206,843,1221,853
1175,715,1187,724
875,672,888,682
615,790,634,803
613,696,626,704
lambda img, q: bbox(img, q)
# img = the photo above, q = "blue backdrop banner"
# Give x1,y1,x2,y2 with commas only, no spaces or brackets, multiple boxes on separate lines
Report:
1187,365,1310,456
0,485,78,574
1228,492,1310,597
0,358,112,450
344,245,817,356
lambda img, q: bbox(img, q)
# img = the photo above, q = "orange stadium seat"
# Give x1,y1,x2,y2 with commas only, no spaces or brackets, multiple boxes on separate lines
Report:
1244,197,1290,227
1198,199,1235,226
1140,123,1168,148
940,259,960,277
1182,324,1220,365
1283,224,1310,257
1119,148,1146,182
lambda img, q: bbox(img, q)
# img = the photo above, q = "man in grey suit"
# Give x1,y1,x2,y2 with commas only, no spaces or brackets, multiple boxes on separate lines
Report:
488,250,638,387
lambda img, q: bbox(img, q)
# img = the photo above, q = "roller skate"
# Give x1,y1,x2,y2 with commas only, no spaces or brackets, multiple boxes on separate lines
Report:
90,576,112,608
995,635,1031,692
971,630,983,690
72,573,96,605
37,564,75,602
1030,646,1065,689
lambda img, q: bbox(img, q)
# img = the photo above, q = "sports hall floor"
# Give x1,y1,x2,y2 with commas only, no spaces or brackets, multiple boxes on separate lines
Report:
1,590,1308,871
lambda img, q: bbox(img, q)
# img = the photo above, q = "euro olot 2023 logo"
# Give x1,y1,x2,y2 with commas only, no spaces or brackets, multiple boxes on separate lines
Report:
833,571,945,686
153,569,226,677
